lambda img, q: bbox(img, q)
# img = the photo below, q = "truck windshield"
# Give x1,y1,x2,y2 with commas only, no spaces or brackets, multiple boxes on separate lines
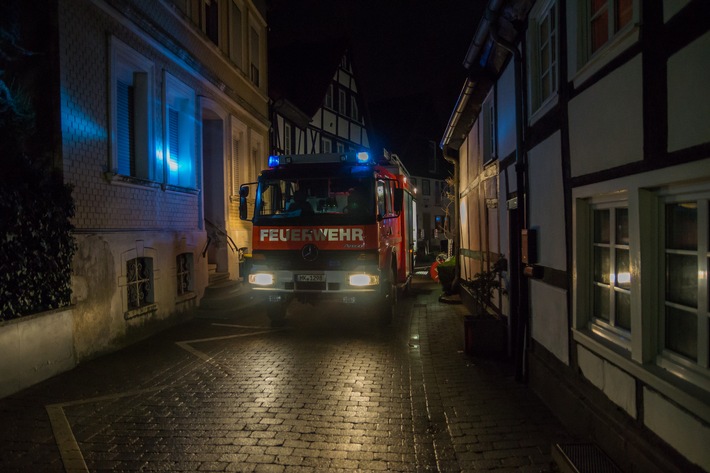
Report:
254,176,375,224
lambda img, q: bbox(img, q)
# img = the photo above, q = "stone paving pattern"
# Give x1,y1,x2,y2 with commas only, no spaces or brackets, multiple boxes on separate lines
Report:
0,277,572,472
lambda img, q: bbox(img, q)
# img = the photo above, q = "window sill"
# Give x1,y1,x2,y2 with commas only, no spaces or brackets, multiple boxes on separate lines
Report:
124,303,157,320
528,93,559,126
176,292,196,304
105,172,161,191
573,25,640,89
572,328,710,424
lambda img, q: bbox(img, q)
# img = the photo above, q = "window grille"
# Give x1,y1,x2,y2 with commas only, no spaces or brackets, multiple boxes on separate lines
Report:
127,257,153,310
176,253,193,296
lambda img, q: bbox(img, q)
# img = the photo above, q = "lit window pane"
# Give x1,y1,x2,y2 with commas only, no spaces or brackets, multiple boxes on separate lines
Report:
666,203,697,250
616,208,628,245
616,0,633,30
594,209,610,243
666,254,698,308
594,247,610,285
594,285,610,321
615,291,630,330
665,306,697,360
615,249,630,289
591,11,609,53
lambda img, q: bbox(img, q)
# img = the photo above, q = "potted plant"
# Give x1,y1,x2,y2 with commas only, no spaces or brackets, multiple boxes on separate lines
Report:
461,258,507,356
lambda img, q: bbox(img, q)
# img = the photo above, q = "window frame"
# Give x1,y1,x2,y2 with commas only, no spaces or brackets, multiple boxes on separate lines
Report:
572,160,710,415
228,0,244,69
588,197,632,350
283,122,292,155
338,88,347,115
163,72,197,190
176,252,194,297
573,0,639,87
109,37,155,182
527,0,559,121
324,84,334,110
656,189,710,389
230,116,247,198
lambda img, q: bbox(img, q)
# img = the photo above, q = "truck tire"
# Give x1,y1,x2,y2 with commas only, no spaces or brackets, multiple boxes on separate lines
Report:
267,303,287,327
378,266,397,326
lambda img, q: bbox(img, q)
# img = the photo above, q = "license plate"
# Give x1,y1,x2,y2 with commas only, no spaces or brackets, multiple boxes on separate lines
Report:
296,274,326,282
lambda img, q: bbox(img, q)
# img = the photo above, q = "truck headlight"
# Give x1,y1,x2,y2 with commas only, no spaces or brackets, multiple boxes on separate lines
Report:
348,273,379,287
249,273,274,286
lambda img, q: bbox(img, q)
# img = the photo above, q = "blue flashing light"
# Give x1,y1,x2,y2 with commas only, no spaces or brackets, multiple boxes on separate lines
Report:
268,155,280,167
356,152,370,163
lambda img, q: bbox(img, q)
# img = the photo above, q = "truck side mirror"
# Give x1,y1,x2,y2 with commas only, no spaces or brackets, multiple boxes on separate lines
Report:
239,185,249,220
393,188,403,213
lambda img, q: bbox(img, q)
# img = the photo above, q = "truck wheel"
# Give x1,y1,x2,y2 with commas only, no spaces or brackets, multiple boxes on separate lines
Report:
378,267,397,326
267,303,287,327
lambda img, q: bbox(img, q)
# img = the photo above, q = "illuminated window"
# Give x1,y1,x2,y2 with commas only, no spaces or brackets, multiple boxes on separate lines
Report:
176,253,194,296
229,0,243,69
111,38,154,180
127,257,154,310
528,0,558,114
591,204,631,343
164,72,196,188
589,0,633,55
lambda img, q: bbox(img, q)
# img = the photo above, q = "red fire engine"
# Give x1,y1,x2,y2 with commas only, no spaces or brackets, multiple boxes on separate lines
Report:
239,151,417,325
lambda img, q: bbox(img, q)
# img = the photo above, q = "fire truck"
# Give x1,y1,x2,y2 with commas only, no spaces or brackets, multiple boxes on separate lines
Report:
239,150,417,325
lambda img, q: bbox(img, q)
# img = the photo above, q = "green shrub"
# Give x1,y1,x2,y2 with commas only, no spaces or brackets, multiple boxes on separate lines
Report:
0,30,76,320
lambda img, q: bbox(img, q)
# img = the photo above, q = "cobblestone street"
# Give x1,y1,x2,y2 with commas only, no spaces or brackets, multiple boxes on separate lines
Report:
0,276,572,472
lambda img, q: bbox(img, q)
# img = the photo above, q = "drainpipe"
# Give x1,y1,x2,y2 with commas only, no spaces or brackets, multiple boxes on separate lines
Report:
490,26,529,382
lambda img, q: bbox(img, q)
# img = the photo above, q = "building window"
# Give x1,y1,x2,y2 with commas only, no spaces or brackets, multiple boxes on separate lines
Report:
350,96,359,121
336,142,345,153
164,73,196,188
422,179,431,196
661,197,709,370
339,89,347,115
321,138,332,153
528,0,558,114
284,122,292,154
482,94,496,162
591,204,631,343
127,257,154,310
202,0,219,45
435,180,442,206
590,0,633,55
111,38,154,180
325,84,334,109
249,24,260,87
229,0,243,69
176,253,194,296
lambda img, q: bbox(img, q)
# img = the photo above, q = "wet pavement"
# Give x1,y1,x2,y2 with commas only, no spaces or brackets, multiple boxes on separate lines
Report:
0,275,572,472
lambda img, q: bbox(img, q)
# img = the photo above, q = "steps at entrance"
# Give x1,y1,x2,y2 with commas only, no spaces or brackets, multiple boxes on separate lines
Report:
197,273,257,317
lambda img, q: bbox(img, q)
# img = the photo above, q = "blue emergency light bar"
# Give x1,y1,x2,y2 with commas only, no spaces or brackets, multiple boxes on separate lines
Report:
267,151,372,168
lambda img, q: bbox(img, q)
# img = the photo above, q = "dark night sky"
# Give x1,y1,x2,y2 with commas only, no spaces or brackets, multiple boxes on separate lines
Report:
267,1,486,139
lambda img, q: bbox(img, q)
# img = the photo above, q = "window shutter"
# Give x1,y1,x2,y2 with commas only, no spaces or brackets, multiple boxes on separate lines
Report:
116,80,135,176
